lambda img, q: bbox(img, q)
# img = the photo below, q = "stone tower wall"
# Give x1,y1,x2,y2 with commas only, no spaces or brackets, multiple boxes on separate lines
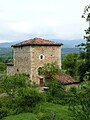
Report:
13,46,31,76
7,45,61,85
7,66,15,76
31,46,61,84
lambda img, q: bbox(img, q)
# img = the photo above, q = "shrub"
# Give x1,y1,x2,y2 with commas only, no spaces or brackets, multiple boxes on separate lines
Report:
69,87,90,120
45,79,67,104
13,87,45,114
39,112,56,120
0,74,45,118
0,73,29,96
0,107,8,119
38,62,61,78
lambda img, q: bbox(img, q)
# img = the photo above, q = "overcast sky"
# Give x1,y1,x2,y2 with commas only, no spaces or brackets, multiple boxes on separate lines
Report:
0,0,90,43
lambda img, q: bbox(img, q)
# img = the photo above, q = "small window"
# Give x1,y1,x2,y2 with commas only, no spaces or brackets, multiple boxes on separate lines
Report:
40,55,43,59
39,54,44,60
40,78,44,87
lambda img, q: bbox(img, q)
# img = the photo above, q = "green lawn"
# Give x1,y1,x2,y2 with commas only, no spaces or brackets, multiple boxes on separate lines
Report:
2,103,73,120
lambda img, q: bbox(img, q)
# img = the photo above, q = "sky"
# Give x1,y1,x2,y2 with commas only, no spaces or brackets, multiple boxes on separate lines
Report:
0,0,90,43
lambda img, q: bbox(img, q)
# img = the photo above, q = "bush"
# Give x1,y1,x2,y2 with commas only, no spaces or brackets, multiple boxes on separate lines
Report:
0,107,8,119
45,79,67,104
39,112,56,120
38,62,61,78
0,62,6,72
0,74,29,96
0,74,45,118
12,87,45,114
69,87,90,120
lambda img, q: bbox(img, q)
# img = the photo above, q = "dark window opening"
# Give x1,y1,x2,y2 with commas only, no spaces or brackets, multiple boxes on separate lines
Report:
40,78,44,87
17,69,19,72
40,55,43,59
39,54,44,60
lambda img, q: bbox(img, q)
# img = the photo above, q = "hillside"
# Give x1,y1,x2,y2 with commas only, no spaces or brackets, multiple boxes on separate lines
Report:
0,47,12,57
52,39,85,48
0,41,20,48
0,47,80,59
0,39,82,58
62,48,80,57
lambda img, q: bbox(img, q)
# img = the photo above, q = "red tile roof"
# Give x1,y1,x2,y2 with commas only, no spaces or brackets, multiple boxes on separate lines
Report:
12,38,63,47
7,61,14,66
54,72,79,85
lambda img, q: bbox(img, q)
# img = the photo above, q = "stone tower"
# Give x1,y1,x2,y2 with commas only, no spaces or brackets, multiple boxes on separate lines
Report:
7,38,62,86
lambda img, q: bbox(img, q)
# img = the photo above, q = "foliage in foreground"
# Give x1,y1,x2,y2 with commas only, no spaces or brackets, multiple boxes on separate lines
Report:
69,82,90,120
1,113,37,120
0,74,45,119
2,103,72,120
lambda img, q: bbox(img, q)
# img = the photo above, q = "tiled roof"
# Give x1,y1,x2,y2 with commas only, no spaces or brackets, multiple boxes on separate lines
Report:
7,59,14,66
54,72,79,85
12,38,63,47
7,61,14,66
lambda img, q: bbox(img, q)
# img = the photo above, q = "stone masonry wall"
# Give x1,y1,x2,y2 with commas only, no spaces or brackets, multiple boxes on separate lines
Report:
7,45,61,85
7,66,15,76
13,46,31,76
31,46,61,84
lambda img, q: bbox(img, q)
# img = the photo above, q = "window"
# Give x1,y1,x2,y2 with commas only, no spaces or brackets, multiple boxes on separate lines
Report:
39,78,44,87
39,54,45,60
40,55,43,59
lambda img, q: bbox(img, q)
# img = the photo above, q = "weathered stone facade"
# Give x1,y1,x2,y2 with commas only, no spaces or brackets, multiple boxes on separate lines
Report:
7,38,62,85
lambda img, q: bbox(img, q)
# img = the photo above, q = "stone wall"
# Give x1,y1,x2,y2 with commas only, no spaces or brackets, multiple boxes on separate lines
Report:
7,66,15,76
13,46,31,76
31,46,61,84
7,45,61,85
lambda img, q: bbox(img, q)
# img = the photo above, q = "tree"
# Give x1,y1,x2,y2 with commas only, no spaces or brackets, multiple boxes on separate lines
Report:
78,5,90,81
69,82,90,120
68,5,90,120
62,53,79,78
38,62,61,79
0,62,6,72
0,74,45,118
0,74,29,95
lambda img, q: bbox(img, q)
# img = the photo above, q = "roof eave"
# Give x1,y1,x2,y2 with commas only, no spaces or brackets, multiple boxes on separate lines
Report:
12,43,63,47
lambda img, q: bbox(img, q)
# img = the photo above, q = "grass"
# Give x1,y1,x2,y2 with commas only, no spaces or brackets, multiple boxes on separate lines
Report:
2,103,73,120
2,113,37,120
37,102,73,120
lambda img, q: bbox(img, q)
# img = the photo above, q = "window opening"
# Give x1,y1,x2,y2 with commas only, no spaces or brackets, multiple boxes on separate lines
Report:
40,78,44,87
39,54,45,60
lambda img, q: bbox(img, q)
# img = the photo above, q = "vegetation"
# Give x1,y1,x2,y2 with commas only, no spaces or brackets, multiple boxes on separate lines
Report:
1,103,72,120
1,113,37,120
0,62,6,73
0,74,45,119
69,82,90,120
0,47,12,58
0,4,90,120
62,53,79,78
0,73,89,120
38,62,60,78
77,5,90,81
0,61,89,120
